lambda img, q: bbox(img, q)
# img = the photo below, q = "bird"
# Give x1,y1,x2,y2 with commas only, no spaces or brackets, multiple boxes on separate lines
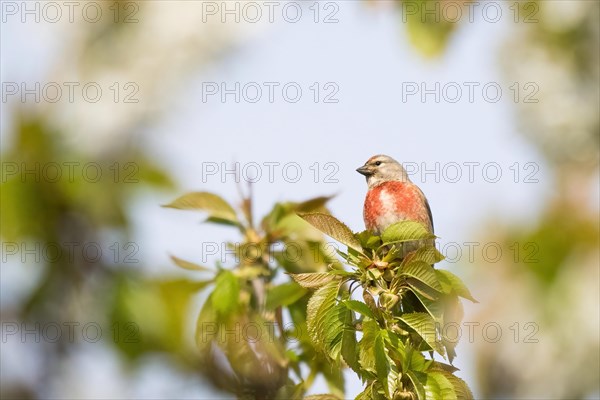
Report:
356,154,434,239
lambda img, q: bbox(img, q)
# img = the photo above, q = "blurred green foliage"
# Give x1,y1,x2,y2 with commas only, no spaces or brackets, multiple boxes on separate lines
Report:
163,191,345,399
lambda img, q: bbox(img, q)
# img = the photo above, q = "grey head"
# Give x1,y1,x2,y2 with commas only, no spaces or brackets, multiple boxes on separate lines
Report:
356,154,411,189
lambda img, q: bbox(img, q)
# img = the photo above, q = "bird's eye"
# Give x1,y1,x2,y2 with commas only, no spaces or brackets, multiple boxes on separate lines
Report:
375,161,382,166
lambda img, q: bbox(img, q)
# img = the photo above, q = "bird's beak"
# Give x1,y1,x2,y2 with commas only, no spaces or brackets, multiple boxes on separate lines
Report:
356,165,371,176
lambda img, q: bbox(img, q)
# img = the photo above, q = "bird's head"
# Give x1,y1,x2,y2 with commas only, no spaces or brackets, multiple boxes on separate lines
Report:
356,154,411,188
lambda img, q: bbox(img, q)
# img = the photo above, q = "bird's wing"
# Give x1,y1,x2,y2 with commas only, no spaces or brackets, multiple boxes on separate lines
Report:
419,188,434,234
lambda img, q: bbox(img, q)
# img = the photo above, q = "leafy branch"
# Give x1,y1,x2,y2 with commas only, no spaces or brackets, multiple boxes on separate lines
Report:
166,189,476,399
293,213,477,400
164,191,347,399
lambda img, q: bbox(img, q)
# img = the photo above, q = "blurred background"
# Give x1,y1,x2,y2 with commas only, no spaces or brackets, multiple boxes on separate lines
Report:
1,0,598,398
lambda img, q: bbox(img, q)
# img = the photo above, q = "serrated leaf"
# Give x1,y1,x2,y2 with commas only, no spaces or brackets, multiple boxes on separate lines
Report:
381,330,406,367
405,245,445,265
297,213,362,252
430,361,460,374
435,270,477,302
374,332,393,398
398,343,427,374
212,270,239,318
290,272,335,289
355,386,374,400
400,261,442,292
295,195,334,213
163,192,238,223
407,278,441,302
412,290,444,323
400,313,444,357
321,303,347,360
266,282,307,310
425,371,457,400
407,370,427,400
343,299,375,319
341,306,360,373
381,221,435,244
358,319,380,373
355,230,382,250
170,255,212,272
306,280,340,353
440,372,473,400
328,268,354,277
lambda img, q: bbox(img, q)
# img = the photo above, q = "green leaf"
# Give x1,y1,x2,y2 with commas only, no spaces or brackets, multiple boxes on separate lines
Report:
436,270,477,302
381,330,406,367
321,303,347,360
358,319,380,374
405,245,445,265
297,213,363,252
169,255,212,272
343,299,375,319
407,278,441,302
400,261,442,292
304,395,342,400
306,280,340,353
412,291,444,323
212,270,240,318
195,292,216,352
430,361,459,374
205,216,240,227
440,372,474,400
295,195,334,213
400,313,444,357
407,370,427,400
290,272,335,289
341,305,360,373
355,230,382,250
355,383,376,400
163,192,238,223
266,282,307,310
406,344,430,373
275,381,305,400
374,332,393,398
425,371,457,400
381,221,435,244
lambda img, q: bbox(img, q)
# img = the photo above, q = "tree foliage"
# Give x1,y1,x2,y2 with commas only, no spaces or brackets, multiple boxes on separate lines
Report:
293,213,476,400
169,190,475,399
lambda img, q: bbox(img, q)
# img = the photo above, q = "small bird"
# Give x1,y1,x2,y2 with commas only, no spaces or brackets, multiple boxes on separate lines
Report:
357,155,434,237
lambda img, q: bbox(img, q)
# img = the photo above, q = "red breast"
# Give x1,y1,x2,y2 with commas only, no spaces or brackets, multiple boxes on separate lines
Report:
363,181,433,234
